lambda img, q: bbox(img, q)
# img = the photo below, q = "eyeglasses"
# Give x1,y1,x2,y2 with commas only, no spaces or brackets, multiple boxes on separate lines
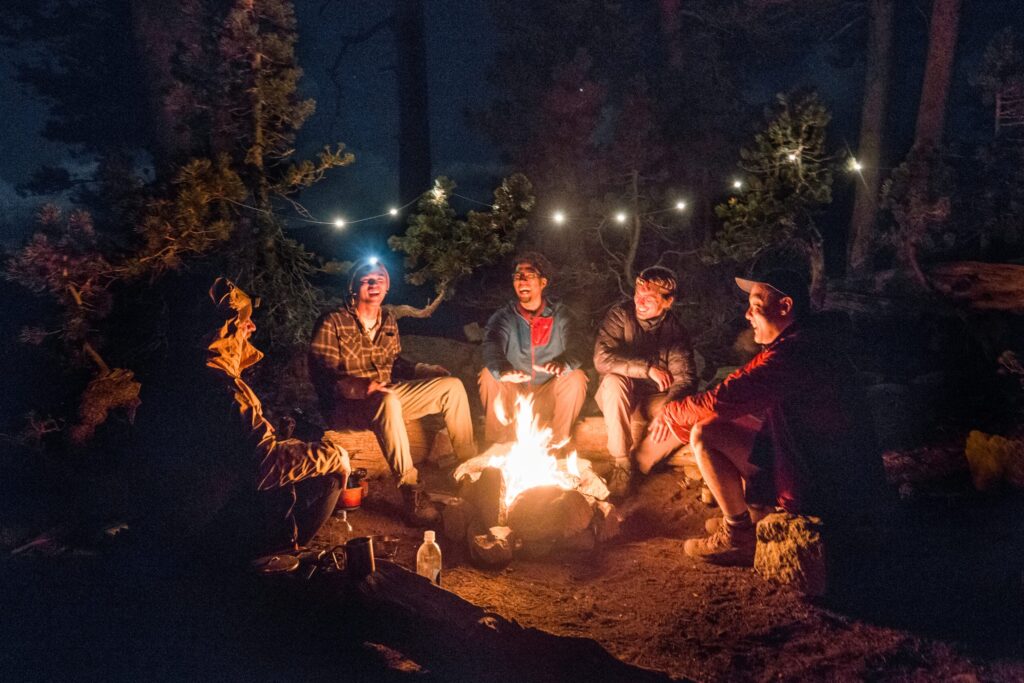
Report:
512,271,541,281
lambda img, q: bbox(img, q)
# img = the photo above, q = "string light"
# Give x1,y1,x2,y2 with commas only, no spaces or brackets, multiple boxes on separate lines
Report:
786,152,798,162
368,256,379,265
732,179,743,190
675,201,687,211
614,212,627,224
388,207,399,216
848,158,863,172
552,210,566,225
333,218,346,229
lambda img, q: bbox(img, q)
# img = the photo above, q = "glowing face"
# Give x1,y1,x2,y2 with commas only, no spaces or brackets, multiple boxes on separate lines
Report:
237,318,256,340
745,283,790,345
634,281,673,320
355,267,389,305
512,263,547,309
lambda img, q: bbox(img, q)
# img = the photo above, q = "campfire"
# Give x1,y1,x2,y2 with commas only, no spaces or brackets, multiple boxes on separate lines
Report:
447,396,619,567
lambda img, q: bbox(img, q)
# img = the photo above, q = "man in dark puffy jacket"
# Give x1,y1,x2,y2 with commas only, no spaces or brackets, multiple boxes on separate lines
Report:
204,278,351,557
650,270,884,567
594,266,697,496
479,252,588,448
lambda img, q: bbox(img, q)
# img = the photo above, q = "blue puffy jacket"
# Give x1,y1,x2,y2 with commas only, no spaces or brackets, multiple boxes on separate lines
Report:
482,299,584,386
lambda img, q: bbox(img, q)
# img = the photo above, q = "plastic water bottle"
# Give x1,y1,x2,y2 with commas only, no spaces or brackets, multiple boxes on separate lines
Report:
416,530,442,585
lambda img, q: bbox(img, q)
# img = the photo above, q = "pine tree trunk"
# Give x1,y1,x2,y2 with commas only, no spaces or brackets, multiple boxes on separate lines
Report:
913,0,961,150
395,0,432,205
847,0,893,275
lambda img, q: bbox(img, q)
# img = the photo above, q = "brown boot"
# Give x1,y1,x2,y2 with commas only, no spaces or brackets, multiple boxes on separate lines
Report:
400,485,439,527
605,465,633,499
704,505,774,534
683,522,756,566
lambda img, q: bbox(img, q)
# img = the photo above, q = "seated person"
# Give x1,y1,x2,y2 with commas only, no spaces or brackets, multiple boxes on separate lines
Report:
594,266,697,496
308,258,476,525
650,270,885,566
204,278,351,558
478,251,588,448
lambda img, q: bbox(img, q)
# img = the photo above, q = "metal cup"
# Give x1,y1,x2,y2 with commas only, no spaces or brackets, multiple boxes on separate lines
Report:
344,536,376,578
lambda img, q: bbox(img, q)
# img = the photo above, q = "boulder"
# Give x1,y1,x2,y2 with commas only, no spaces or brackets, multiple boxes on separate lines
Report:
442,497,474,543
754,512,827,597
460,467,507,528
507,487,593,541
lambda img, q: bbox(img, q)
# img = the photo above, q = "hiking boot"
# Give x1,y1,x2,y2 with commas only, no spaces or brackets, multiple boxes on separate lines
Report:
605,465,633,499
683,523,756,567
400,485,440,526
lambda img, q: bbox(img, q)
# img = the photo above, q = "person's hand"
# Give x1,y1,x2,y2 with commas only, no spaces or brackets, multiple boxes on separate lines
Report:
338,451,352,477
533,361,567,377
648,413,675,442
499,370,531,384
417,363,450,378
647,364,673,392
367,380,392,395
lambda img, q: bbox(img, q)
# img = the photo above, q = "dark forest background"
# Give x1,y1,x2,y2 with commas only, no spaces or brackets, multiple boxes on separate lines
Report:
2,0,1024,467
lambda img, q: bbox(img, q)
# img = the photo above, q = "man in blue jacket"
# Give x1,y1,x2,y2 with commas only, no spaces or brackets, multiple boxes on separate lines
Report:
478,252,588,448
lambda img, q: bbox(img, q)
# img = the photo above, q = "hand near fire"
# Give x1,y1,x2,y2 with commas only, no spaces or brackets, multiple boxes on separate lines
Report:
533,361,567,377
647,364,673,392
499,370,531,383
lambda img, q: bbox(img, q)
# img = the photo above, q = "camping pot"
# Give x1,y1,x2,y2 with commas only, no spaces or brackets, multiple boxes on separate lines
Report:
344,536,376,578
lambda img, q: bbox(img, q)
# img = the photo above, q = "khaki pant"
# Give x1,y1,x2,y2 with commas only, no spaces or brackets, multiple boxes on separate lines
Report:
478,368,588,446
595,374,682,473
330,377,476,487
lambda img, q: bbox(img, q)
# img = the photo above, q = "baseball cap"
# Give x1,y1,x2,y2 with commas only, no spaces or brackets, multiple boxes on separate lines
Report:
735,269,810,312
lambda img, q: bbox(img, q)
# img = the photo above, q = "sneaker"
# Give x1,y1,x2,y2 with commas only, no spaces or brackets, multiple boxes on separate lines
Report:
400,485,440,526
605,465,632,499
683,523,756,566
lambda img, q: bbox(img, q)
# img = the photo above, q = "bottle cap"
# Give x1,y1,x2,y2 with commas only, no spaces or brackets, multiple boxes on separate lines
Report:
423,530,436,543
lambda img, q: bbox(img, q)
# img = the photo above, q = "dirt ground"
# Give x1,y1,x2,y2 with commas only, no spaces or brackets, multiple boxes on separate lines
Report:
310,449,1024,682
2,442,1022,682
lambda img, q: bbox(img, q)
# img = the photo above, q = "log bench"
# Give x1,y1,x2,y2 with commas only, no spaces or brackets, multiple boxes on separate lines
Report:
324,415,453,479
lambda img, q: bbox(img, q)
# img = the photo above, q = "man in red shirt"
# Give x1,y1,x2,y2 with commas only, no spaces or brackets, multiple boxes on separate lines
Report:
650,270,882,566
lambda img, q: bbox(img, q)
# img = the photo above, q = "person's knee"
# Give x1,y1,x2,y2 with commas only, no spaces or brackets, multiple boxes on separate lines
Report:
564,368,588,395
377,392,404,420
597,374,629,404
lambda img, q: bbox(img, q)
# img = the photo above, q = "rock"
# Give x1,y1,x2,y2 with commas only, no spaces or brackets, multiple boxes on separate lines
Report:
964,430,1024,491
593,501,620,542
462,322,484,343
469,526,514,568
559,527,596,552
507,486,564,541
442,497,473,543
754,512,827,597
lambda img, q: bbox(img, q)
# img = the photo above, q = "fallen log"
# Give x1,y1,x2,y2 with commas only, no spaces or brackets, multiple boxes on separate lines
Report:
927,261,1024,312
346,560,683,682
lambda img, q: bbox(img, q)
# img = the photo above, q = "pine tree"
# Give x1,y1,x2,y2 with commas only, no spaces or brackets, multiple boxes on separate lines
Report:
386,175,535,319
709,91,835,301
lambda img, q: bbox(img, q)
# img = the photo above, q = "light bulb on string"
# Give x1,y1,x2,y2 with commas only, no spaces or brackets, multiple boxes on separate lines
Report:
787,153,798,162
732,179,743,190
675,201,687,211
848,158,863,172
552,210,566,225
333,218,346,229
368,256,379,265
388,207,399,217
614,212,627,224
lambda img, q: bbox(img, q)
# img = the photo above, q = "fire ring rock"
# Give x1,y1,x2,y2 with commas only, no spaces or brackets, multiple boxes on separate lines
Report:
753,512,827,597
507,486,594,542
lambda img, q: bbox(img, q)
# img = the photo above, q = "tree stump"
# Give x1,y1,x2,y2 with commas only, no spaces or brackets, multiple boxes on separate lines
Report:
754,512,827,597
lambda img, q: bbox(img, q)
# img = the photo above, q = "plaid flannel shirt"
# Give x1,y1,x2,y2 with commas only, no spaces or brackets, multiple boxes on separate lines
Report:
308,304,416,406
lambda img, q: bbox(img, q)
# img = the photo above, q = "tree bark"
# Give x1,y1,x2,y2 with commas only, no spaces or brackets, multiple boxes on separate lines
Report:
913,0,962,150
394,0,432,205
847,0,893,275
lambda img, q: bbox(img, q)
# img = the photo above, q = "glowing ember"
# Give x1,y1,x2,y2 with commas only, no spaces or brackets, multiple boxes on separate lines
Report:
486,394,579,505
